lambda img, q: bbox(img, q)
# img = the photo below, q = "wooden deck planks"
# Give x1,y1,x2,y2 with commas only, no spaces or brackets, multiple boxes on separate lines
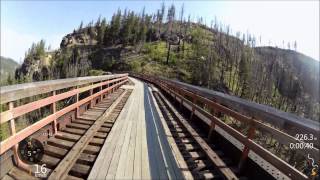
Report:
88,78,185,179
133,92,143,179
88,86,135,179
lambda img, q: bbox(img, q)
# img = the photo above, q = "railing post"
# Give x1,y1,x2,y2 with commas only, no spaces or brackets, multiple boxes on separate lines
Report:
8,102,16,136
89,83,94,108
52,91,57,134
190,96,196,121
100,81,103,102
179,92,183,110
238,119,256,172
8,102,30,170
207,116,216,140
76,86,80,118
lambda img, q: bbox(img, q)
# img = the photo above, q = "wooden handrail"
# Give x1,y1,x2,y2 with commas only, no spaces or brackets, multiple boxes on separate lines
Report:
0,74,128,104
163,77,319,137
0,74,128,155
0,77,127,124
132,73,318,180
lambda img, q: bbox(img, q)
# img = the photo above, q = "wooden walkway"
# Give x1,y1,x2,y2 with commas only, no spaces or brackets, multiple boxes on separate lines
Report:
88,78,184,180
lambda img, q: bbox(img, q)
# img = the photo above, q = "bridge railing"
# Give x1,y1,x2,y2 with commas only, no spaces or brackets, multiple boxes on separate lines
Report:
133,73,319,180
0,74,128,157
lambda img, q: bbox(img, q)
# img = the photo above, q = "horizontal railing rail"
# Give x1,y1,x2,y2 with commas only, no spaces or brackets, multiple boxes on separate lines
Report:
132,73,319,180
0,74,128,156
0,74,127,104
164,78,319,137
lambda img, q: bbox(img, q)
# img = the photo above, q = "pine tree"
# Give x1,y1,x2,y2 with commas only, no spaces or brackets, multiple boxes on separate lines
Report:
120,11,134,45
157,3,165,40
167,4,176,36
239,50,250,98
7,74,14,85
78,21,83,31
97,18,107,45
138,8,147,43
109,10,121,45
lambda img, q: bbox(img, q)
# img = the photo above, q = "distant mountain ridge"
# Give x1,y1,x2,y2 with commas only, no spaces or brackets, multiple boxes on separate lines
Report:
0,56,19,84
14,6,319,121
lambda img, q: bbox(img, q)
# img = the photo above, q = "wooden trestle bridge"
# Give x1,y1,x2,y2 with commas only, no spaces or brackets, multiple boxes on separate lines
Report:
0,73,318,180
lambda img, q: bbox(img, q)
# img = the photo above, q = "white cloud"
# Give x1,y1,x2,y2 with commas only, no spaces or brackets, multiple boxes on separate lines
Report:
1,28,62,63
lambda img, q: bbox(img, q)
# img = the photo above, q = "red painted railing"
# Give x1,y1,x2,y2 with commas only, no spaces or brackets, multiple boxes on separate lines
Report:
0,74,128,168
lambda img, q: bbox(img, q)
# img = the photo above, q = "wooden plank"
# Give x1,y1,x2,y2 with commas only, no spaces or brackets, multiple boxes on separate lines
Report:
133,90,142,179
1,175,14,180
61,128,86,135
98,127,110,133
40,154,60,169
151,91,193,180
82,111,103,117
47,138,75,149
72,119,93,125
77,153,96,165
144,85,171,179
88,89,134,179
55,132,81,142
94,132,108,139
8,167,38,180
66,123,90,130
69,163,90,178
140,83,152,179
65,175,83,180
123,97,138,179
158,92,238,179
114,119,134,179
44,145,67,158
77,115,96,121
89,138,104,146
0,150,14,179
48,90,128,180
101,122,113,128
106,110,134,179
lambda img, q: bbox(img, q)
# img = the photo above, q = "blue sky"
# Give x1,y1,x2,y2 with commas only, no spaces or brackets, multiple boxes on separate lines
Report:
1,1,319,63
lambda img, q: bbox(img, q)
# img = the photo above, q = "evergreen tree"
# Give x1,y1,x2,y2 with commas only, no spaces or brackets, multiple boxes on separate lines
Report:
78,21,83,31
109,10,122,45
167,4,176,36
120,11,134,45
239,50,250,98
138,8,147,43
97,18,107,45
6,74,14,85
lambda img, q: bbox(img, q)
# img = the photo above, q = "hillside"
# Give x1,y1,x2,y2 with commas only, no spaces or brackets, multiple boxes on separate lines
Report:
0,56,19,84
14,6,319,121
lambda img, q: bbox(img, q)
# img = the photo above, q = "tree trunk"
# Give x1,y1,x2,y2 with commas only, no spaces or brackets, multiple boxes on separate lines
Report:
166,44,171,65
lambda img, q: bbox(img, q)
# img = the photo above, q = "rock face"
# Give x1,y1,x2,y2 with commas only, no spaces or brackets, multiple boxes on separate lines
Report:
60,28,98,48
15,53,53,81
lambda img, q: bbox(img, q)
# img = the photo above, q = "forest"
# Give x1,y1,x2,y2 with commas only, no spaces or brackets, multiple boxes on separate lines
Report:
10,3,319,122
